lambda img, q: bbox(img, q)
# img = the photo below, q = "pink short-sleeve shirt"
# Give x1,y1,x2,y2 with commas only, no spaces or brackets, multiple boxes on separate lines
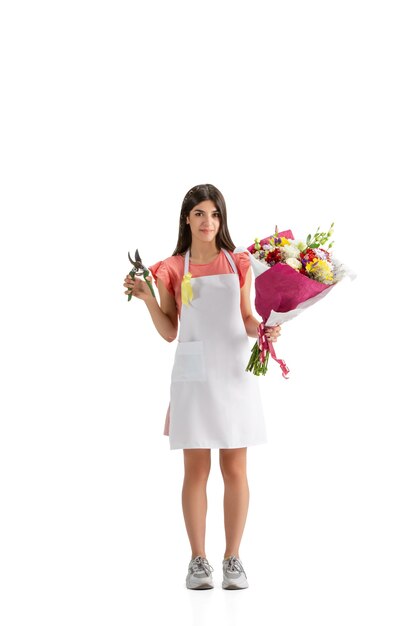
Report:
148,250,250,317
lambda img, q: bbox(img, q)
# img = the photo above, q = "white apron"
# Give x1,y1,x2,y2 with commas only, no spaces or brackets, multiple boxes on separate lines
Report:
168,248,267,450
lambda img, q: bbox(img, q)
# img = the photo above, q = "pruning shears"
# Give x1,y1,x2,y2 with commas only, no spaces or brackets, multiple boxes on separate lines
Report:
127,249,156,301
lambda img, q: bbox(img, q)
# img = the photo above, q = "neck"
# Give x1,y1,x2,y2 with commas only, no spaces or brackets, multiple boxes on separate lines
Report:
189,241,220,262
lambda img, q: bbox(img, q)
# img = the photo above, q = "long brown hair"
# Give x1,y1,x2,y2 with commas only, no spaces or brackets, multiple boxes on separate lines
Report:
172,184,236,256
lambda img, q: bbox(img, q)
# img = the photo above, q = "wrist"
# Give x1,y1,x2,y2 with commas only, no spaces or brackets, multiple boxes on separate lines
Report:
145,296,159,310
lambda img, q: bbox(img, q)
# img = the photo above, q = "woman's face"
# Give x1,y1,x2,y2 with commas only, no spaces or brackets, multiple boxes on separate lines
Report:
186,200,221,244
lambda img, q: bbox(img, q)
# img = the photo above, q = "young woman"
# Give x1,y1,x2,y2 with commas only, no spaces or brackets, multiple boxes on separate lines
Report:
123,184,280,590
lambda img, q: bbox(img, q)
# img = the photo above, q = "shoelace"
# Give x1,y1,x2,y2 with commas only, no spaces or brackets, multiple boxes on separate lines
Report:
190,556,214,576
224,556,247,577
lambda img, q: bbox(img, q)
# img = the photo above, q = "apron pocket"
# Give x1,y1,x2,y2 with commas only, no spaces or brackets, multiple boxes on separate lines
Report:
171,340,206,382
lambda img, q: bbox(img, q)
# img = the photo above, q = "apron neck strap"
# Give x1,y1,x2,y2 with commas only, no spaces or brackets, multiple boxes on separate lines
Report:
184,248,237,274
222,249,238,274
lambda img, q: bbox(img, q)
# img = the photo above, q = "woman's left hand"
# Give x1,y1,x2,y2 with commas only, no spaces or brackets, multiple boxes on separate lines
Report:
265,324,281,342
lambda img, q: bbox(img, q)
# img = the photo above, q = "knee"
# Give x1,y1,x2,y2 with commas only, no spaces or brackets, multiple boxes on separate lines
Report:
184,452,211,482
187,465,211,483
219,458,247,483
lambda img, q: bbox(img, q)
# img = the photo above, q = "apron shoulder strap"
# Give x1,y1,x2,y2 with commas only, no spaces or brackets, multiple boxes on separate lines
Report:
222,249,238,274
184,248,190,274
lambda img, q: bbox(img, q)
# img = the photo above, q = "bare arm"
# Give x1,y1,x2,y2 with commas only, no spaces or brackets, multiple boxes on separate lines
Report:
123,273,178,342
145,278,178,342
239,267,261,338
239,265,281,341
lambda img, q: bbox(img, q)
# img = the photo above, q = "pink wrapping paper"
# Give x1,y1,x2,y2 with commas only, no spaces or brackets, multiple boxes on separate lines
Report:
247,229,333,323
254,261,332,321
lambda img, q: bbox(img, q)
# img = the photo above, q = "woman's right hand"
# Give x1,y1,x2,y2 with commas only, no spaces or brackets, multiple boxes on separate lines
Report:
123,274,154,302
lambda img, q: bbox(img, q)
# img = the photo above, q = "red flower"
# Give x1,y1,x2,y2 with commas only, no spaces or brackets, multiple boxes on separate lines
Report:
300,247,331,265
300,248,317,264
265,247,282,265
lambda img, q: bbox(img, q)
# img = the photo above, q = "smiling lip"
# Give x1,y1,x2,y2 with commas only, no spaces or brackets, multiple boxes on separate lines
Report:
200,229,214,232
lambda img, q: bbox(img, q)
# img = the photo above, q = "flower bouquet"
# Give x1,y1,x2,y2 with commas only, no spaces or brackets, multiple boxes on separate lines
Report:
235,224,354,377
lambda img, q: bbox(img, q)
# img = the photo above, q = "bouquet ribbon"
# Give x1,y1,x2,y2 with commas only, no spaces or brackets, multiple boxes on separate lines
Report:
257,322,290,379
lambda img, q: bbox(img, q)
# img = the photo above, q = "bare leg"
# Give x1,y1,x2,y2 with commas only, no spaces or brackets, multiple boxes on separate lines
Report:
182,449,211,559
219,447,249,559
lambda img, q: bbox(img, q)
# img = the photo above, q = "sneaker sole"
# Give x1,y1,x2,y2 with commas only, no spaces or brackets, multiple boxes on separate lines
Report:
187,583,214,590
186,578,214,590
222,581,249,590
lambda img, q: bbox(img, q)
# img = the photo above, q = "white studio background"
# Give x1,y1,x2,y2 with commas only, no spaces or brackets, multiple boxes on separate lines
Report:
1,1,416,625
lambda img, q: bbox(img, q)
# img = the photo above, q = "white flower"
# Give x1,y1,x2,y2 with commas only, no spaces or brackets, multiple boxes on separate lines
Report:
314,248,329,260
280,244,301,261
293,239,306,251
285,257,302,271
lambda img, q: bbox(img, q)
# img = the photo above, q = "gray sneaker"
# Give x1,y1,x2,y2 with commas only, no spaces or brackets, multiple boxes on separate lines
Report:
222,555,249,589
186,556,214,590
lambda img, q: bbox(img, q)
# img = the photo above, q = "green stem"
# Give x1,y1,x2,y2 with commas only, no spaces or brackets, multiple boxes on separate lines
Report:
245,340,270,376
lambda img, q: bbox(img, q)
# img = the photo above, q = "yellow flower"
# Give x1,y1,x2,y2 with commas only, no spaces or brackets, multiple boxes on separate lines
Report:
306,259,333,282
